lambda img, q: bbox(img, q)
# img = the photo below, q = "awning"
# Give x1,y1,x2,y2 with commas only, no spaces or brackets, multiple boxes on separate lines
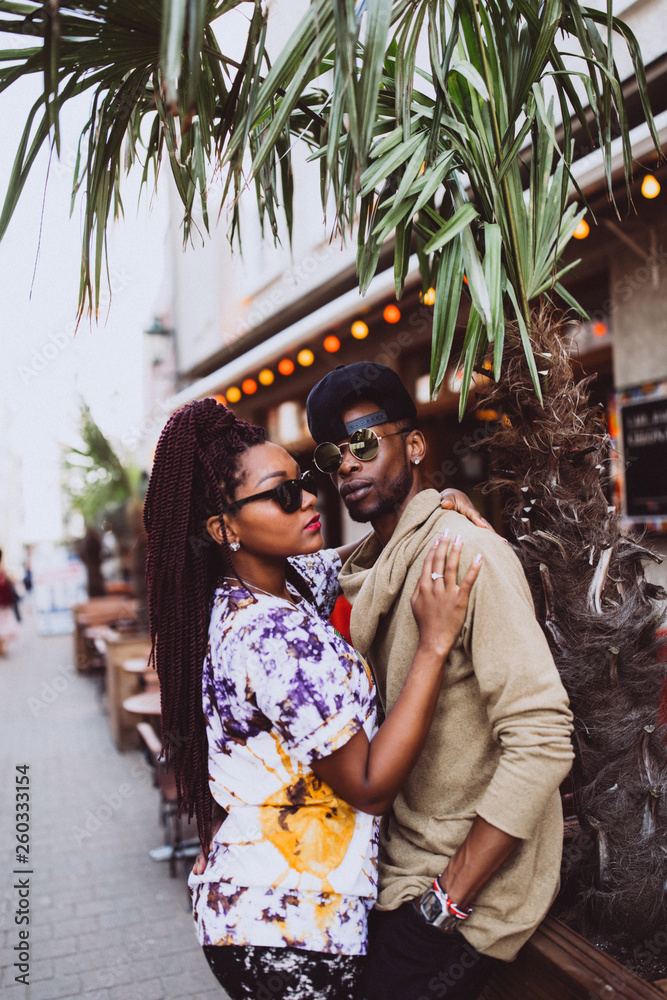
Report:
168,254,420,411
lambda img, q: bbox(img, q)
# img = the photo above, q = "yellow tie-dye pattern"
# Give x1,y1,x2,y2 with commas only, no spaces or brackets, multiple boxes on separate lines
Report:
260,736,357,889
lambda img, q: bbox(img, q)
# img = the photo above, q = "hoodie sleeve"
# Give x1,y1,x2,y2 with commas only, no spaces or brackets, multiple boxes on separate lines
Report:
461,531,574,839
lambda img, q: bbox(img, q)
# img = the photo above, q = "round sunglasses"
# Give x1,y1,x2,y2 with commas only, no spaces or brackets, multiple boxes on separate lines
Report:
314,428,408,474
222,471,318,515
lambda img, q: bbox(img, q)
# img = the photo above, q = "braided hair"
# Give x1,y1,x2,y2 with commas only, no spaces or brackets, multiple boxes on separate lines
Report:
143,398,266,849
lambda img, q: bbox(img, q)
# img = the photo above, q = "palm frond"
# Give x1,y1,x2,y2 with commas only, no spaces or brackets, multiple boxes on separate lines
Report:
0,0,660,397
0,0,276,316
238,0,659,406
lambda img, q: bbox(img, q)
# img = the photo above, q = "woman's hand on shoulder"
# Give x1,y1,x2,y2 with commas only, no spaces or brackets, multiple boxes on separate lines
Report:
439,489,493,531
411,531,482,659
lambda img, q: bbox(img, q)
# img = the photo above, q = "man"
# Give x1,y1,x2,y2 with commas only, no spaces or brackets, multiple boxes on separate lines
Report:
306,362,574,1000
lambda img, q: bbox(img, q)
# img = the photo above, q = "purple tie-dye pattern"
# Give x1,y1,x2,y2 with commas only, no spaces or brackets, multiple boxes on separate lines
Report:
188,549,379,957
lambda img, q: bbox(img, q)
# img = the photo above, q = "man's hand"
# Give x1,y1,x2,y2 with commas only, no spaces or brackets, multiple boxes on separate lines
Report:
439,489,493,531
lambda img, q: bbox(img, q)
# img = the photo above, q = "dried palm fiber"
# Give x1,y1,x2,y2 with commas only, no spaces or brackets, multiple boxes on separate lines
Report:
479,306,667,949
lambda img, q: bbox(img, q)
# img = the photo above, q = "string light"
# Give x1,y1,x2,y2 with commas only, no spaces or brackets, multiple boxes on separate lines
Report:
242,379,257,395
422,287,436,306
323,335,340,353
226,386,242,403
258,369,275,386
278,359,295,376
213,394,227,406
573,219,590,239
351,320,369,339
297,349,315,366
641,175,660,199
383,304,401,323
592,322,608,338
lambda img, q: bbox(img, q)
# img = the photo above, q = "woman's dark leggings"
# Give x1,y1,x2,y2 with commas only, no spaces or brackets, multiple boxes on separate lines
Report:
203,943,365,1000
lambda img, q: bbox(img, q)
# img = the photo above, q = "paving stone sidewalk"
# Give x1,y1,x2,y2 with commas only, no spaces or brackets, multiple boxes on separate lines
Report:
0,607,228,1000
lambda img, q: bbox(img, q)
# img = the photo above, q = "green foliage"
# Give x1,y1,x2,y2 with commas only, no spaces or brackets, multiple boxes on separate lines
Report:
251,0,658,410
64,402,140,526
0,0,283,316
0,1,660,406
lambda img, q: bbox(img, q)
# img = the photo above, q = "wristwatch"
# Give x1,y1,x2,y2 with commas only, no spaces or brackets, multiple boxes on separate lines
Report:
416,878,473,931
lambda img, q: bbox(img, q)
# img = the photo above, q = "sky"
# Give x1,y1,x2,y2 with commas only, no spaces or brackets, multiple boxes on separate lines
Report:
0,75,171,550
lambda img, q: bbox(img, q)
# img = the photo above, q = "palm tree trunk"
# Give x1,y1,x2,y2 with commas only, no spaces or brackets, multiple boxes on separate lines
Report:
482,307,667,968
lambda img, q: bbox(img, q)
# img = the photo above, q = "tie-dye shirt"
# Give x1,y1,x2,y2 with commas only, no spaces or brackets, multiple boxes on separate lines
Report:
188,549,378,956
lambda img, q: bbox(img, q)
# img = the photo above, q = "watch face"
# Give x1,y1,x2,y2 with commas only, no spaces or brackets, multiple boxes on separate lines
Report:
420,890,444,923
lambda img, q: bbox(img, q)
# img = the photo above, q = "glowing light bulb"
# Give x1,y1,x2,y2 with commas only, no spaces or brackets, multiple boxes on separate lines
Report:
422,287,436,306
351,320,369,339
297,349,315,367
226,386,242,404
323,335,340,353
258,369,275,386
278,359,295,376
242,379,257,395
573,219,590,240
213,394,227,406
641,175,660,199
383,304,401,324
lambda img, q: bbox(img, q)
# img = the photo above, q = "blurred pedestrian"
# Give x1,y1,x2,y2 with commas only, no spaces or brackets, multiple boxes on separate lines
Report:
0,549,19,656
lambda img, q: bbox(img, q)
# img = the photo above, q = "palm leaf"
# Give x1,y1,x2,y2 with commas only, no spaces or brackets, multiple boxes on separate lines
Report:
0,0,660,399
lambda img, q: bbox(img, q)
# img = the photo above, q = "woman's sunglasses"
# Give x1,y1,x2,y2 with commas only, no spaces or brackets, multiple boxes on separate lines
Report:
314,428,407,474
222,471,318,515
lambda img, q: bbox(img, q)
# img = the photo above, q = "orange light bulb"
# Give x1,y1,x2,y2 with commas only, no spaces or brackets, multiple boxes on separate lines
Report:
351,320,369,339
297,349,315,367
641,175,660,199
278,359,295,376
226,386,242,404
323,335,341,353
383,304,401,324
242,379,257,395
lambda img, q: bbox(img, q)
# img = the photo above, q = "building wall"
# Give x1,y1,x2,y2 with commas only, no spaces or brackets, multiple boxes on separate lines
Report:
611,218,667,387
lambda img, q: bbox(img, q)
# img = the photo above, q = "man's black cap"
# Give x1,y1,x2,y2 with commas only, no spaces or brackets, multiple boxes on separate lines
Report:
306,362,417,444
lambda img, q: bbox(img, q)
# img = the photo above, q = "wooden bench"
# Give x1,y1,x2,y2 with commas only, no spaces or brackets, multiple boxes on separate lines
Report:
73,596,138,672
102,631,151,750
481,917,666,1000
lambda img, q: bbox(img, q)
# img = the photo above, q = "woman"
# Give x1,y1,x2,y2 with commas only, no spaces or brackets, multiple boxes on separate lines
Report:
143,398,482,999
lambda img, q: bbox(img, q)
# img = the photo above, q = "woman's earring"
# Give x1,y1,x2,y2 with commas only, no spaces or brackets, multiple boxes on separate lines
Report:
414,458,421,466
229,541,241,552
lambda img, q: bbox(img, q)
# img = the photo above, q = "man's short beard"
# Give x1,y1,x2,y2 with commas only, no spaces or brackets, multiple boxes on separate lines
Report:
346,462,413,523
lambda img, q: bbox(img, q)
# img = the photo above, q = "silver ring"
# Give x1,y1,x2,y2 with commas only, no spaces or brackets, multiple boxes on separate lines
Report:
431,572,446,581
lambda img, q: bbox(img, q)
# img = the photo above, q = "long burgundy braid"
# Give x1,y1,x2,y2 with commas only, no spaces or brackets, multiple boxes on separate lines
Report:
143,398,265,850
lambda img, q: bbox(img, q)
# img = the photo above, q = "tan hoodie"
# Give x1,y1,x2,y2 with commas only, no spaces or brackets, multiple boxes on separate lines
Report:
339,490,574,961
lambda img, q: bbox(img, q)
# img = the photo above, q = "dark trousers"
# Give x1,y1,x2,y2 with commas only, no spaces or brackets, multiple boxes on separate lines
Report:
203,944,365,999
359,901,499,1000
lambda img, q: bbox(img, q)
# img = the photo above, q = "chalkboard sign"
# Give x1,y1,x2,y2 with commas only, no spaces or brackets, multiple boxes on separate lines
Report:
621,396,667,518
